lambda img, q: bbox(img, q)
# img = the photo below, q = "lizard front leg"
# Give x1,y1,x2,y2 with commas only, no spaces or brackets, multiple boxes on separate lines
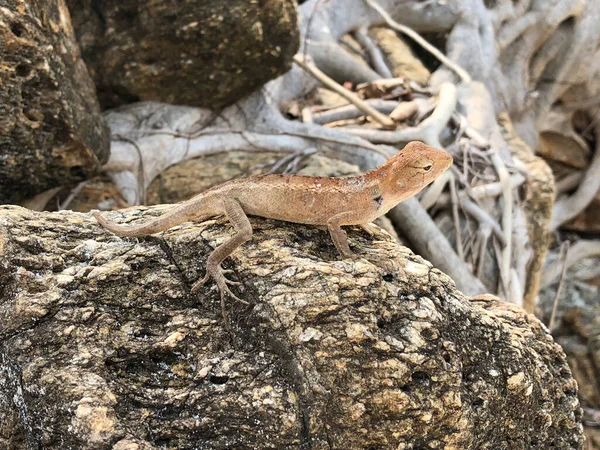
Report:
327,211,368,259
191,197,252,320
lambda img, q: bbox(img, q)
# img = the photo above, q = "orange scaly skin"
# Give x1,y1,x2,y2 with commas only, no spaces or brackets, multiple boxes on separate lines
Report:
93,141,452,315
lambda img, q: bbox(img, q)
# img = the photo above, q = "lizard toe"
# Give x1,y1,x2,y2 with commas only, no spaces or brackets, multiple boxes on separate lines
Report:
220,282,249,305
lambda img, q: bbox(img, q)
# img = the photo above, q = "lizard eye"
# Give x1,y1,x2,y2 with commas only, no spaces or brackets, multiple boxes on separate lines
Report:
423,164,432,172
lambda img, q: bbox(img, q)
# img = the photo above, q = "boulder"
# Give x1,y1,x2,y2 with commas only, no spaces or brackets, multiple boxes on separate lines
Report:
66,0,299,109
0,0,110,204
0,205,583,449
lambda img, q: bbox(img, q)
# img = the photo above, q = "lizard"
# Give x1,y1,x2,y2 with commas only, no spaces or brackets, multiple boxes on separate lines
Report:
93,141,452,317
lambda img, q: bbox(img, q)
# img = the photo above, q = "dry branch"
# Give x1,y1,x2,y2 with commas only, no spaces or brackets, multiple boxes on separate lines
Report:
293,55,396,128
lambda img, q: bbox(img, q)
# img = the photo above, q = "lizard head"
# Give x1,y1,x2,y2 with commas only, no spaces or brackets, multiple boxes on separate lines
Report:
381,141,453,199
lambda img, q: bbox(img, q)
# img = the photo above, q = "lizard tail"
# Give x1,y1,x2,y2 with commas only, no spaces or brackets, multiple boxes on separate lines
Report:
92,196,214,237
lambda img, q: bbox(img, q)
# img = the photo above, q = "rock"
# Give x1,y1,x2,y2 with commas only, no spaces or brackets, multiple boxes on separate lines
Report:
0,0,110,204
0,205,584,449
537,132,591,170
563,191,600,233
66,0,299,109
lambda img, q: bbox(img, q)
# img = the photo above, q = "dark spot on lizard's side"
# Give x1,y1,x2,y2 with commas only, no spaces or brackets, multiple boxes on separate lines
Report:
374,195,384,208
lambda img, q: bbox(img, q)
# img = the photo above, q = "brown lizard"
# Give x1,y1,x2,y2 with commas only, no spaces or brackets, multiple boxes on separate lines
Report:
93,141,452,316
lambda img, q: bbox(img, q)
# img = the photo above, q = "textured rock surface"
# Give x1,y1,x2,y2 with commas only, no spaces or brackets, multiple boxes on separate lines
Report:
0,0,109,204
66,0,299,109
0,205,583,449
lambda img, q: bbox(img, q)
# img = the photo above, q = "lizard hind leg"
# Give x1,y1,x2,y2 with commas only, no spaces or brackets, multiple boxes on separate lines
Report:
190,198,252,319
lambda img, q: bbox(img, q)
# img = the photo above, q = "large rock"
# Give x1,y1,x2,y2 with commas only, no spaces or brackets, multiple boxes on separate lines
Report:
66,0,299,109
0,0,109,204
0,205,583,449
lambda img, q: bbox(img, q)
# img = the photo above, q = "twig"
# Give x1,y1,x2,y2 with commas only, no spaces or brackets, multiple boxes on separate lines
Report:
323,118,365,128
541,240,600,288
267,148,317,174
460,196,506,247
489,151,513,297
364,0,472,83
312,100,399,125
292,54,396,129
339,36,368,59
354,26,394,79
58,181,88,210
434,173,526,207
471,173,525,200
449,177,464,259
562,93,600,111
476,226,491,279
420,171,451,210
548,241,570,332
389,101,418,122
344,82,457,148
301,107,313,123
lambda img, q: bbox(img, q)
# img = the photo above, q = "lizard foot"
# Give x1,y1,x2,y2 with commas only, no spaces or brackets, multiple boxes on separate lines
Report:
359,223,376,237
191,265,249,305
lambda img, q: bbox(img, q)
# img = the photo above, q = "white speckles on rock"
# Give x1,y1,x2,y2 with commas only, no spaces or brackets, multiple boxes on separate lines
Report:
112,440,140,450
298,327,323,343
402,260,430,278
157,331,185,348
345,323,374,343
384,335,405,351
412,297,438,320
75,239,99,259
507,372,526,390
348,402,366,420
72,397,116,444
400,325,426,348
55,274,75,287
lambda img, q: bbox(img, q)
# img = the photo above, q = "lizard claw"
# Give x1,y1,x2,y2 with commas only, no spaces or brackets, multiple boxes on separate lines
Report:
191,264,249,313
191,272,211,292
221,269,242,285
219,283,249,305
